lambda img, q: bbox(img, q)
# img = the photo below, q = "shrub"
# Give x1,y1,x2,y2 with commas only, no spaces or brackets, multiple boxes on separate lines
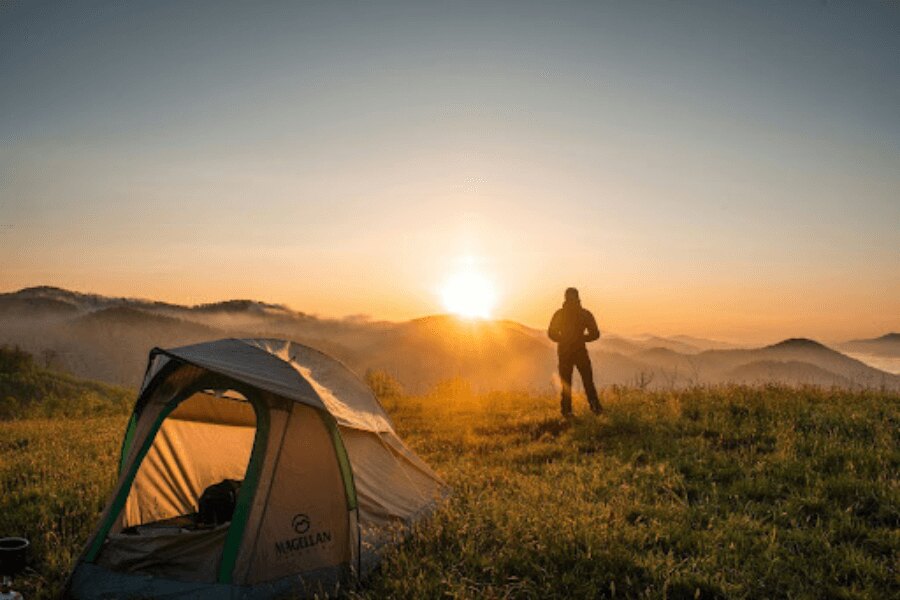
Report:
364,368,405,402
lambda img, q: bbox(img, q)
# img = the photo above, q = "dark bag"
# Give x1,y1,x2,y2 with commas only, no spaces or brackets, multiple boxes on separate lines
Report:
197,479,242,526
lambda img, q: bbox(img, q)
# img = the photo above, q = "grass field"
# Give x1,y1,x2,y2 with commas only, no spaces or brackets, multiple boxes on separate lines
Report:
1,385,897,599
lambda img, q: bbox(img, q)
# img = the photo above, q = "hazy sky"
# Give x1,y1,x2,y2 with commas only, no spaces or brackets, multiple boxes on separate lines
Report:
1,0,898,342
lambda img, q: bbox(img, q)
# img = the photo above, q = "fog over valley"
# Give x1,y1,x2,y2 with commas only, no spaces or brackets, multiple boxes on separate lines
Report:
2,286,896,393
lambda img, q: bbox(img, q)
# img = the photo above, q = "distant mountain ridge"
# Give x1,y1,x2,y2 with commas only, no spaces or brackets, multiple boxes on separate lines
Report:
193,299,298,315
0,286,897,392
6,285,180,312
872,333,898,342
838,333,900,359
6,286,301,317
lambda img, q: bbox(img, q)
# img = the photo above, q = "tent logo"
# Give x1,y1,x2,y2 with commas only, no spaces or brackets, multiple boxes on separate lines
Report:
292,513,310,535
275,513,331,556
275,514,333,557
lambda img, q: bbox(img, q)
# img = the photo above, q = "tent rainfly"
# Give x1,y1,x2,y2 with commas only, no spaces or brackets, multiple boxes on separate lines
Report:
65,338,446,599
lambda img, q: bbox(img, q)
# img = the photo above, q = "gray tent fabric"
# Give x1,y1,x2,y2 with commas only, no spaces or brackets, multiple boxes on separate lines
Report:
66,339,446,599
150,339,394,431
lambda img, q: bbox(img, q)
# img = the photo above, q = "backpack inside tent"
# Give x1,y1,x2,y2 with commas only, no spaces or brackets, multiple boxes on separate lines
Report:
65,338,446,599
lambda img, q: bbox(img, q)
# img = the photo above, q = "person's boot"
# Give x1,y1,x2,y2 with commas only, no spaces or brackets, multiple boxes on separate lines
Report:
561,396,573,419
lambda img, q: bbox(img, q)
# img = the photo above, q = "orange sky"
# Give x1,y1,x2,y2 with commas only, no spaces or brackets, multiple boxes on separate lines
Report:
3,232,896,344
1,1,898,344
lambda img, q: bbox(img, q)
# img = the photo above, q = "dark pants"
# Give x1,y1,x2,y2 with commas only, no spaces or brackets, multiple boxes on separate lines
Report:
558,348,601,415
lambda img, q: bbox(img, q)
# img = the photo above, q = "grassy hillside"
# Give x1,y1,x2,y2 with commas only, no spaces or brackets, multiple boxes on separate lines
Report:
0,346,132,419
1,386,897,598
364,386,898,599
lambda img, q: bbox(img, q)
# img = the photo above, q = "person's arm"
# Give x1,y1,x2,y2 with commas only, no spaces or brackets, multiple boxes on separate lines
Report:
547,310,562,342
583,310,600,342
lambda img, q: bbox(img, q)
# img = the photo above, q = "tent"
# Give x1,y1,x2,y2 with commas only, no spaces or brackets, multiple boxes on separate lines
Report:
66,338,446,598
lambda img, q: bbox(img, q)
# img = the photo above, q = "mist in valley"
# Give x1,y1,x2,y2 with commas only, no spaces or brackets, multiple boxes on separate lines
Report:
1,286,897,394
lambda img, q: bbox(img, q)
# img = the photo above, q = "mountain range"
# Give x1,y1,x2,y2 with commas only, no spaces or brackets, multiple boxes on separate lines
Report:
0,286,897,392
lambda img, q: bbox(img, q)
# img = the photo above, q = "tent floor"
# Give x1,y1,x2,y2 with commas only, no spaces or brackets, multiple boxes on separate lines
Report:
66,561,349,599
121,513,200,535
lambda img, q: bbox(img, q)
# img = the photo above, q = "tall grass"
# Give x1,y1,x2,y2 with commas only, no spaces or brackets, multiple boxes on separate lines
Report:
364,386,898,599
0,417,124,597
1,386,897,598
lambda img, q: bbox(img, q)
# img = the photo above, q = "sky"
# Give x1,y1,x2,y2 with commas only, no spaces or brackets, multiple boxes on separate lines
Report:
1,0,898,343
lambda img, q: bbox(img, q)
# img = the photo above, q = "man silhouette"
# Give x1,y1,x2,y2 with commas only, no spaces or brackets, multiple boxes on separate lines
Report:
548,287,602,417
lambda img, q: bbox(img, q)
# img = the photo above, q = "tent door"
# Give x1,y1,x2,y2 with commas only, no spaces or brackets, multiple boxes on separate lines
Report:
88,381,269,584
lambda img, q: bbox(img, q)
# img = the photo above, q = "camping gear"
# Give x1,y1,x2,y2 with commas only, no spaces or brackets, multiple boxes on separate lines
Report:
0,538,28,579
65,339,446,599
0,537,28,600
197,479,242,526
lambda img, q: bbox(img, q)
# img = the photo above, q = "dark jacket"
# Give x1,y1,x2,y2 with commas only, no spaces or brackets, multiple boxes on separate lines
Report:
548,300,600,356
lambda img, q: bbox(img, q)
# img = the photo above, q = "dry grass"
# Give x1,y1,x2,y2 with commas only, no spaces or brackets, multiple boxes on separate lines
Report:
365,386,899,599
1,385,898,598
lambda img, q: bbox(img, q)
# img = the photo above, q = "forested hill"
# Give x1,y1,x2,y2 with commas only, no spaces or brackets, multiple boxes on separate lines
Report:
0,346,132,419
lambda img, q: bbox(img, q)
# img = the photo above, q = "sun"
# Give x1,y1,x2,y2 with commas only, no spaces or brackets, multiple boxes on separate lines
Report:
441,269,497,319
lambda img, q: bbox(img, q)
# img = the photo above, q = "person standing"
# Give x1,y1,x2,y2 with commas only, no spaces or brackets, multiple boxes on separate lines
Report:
547,287,602,417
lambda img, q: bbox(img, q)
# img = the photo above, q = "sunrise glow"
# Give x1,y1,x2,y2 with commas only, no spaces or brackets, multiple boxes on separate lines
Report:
441,269,497,319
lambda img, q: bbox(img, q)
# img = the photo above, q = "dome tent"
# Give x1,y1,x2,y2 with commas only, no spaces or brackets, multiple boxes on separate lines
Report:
66,338,446,599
